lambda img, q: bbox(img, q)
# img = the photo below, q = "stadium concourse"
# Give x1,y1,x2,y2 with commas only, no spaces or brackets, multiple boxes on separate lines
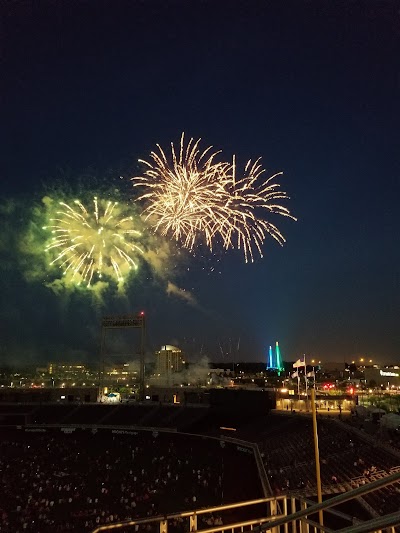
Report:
1,403,400,532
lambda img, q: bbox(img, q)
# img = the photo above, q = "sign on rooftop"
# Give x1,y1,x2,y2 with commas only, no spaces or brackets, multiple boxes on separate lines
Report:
102,314,145,329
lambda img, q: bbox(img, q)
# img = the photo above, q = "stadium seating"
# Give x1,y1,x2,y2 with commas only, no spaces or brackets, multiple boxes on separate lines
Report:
259,414,400,515
0,427,263,533
1,404,400,531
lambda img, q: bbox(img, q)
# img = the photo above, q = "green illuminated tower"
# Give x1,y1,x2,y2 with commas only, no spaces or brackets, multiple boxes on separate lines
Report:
275,341,284,373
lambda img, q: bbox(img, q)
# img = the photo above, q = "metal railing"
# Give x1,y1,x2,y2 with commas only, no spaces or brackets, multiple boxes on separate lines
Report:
91,496,286,533
91,469,400,533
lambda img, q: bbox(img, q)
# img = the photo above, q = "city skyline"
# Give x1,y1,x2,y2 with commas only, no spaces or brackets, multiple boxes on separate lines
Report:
1,2,399,363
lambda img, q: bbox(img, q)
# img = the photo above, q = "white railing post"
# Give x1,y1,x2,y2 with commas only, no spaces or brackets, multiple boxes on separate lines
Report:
159,519,168,533
269,499,279,533
291,497,297,532
283,497,289,533
300,500,309,533
190,513,197,532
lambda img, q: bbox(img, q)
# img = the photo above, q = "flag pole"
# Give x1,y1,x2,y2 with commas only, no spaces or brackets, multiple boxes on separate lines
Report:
311,388,323,526
304,354,308,410
297,374,300,404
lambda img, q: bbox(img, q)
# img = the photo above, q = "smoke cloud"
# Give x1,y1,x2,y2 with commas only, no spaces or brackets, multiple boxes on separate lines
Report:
166,281,198,307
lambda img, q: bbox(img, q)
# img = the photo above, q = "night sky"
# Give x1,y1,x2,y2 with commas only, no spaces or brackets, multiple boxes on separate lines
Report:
1,1,400,364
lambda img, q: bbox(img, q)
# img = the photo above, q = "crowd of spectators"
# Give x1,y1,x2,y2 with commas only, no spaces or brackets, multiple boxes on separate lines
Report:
2,406,400,532
0,428,262,533
259,416,397,491
259,414,400,517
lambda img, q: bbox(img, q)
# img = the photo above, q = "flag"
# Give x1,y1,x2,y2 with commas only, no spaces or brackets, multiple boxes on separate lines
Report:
306,371,315,378
291,371,299,379
293,358,306,368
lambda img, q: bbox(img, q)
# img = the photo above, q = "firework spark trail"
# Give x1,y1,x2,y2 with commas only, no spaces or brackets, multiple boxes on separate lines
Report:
133,133,234,251
43,197,144,286
133,133,296,262
223,157,296,262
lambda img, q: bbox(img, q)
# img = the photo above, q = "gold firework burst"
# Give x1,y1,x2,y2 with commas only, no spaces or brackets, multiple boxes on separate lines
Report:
134,134,296,262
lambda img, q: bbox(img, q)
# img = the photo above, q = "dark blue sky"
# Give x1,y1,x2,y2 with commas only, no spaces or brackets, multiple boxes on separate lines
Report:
1,1,400,363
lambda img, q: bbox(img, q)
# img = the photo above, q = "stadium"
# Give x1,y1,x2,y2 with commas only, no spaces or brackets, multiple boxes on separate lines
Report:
1,386,400,533
3,1,400,531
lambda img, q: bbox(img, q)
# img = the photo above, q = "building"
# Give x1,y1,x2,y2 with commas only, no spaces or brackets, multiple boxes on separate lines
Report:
45,363,86,376
155,345,184,378
363,366,400,388
0,387,97,404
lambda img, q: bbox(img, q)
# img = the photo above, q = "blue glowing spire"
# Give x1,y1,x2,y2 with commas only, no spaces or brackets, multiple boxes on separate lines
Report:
268,345,273,369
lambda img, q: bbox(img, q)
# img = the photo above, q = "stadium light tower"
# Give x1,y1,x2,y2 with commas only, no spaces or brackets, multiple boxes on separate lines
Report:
100,312,146,401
